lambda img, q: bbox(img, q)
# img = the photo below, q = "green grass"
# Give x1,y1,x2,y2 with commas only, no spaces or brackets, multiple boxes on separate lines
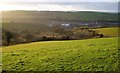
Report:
2,37,119,71
93,27,119,37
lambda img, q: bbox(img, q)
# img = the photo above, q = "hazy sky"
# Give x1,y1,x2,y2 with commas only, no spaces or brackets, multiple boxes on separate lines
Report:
0,0,119,13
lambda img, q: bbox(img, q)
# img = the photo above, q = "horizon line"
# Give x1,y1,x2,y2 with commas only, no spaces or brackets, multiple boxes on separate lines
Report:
1,10,118,13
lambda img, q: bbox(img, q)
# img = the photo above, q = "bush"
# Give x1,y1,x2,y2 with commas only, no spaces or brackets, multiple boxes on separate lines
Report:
2,27,101,46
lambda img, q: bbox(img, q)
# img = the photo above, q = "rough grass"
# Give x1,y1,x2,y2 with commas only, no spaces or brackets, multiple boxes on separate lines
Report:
93,27,119,37
2,37,119,72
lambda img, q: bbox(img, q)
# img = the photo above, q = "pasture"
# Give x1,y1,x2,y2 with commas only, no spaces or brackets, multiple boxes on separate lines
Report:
93,27,119,37
2,37,119,71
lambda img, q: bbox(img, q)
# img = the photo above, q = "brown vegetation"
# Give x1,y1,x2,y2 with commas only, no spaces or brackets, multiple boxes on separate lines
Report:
2,25,104,46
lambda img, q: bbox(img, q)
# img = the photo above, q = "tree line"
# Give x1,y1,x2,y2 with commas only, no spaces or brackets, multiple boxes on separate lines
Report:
2,25,104,46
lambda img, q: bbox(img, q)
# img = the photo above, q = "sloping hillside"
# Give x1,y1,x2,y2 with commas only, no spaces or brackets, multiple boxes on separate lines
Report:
2,37,119,71
2,11,118,23
93,27,119,37
2,11,118,32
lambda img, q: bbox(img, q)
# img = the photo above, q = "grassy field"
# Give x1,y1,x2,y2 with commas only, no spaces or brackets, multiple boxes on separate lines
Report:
93,27,119,37
2,37,119,72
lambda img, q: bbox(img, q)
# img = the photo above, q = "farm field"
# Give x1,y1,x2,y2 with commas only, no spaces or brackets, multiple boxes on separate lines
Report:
2,37,119,72
93,27,119,37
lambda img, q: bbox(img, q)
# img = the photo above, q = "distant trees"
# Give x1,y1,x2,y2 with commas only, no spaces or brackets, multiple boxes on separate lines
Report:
2,26,104,46
2,30,13,46
20,30,34,43
2,30,34,46
67,27,102,39
2,31,8,46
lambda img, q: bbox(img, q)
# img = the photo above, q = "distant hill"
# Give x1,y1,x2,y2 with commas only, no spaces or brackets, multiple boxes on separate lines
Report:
2,11,118,32
2,11,118,23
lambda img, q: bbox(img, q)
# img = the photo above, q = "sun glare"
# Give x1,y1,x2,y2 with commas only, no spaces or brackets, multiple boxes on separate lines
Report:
0,2,33,11
0,2,75,11
0,2,13,11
